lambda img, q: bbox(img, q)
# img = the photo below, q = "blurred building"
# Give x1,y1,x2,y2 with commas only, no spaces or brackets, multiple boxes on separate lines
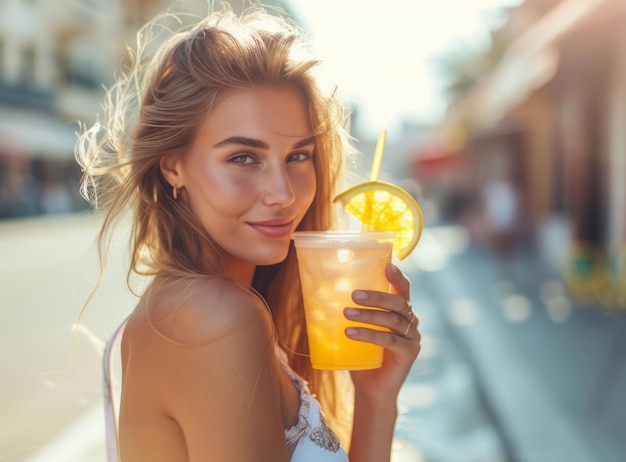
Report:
433,0,626,303
0,0,296,219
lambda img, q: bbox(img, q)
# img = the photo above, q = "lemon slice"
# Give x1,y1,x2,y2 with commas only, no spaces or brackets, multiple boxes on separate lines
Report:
334,180,423,260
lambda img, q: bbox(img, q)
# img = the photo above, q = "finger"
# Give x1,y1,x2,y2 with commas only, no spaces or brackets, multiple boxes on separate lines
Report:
386,264,411,298
345,326,421,353
399,314,418,338
352,290,414,321
345,307,420,336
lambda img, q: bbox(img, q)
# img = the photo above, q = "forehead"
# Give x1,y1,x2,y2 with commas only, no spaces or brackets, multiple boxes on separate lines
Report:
197,86,312,143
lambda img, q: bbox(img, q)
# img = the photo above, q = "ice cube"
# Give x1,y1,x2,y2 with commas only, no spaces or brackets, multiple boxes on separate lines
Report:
335,278,352,293
336,248,355,263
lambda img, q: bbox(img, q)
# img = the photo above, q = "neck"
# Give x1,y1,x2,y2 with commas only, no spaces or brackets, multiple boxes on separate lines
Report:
225,259,256,286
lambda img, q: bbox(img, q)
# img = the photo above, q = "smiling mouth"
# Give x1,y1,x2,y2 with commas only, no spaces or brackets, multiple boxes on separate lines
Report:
247,220,294,238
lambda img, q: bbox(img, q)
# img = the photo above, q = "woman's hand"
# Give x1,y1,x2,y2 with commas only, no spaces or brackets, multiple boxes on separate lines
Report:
344,263,421,405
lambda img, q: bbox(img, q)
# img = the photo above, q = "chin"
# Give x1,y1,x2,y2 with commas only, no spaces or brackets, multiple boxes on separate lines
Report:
255,247,290,267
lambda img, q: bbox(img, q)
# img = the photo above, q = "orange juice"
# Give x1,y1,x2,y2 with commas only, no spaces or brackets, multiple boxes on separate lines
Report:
292,231,394,370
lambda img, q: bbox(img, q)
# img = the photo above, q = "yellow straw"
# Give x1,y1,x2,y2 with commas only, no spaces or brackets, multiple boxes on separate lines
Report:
369,130,387,181
358,129,387,232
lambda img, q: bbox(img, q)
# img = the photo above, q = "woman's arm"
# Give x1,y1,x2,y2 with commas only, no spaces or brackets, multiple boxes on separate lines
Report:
344,264,421,461
120,279,290,462
349,390,398,462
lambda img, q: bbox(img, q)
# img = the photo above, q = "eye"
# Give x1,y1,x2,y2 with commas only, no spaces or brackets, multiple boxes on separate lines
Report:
228,153,258,165
287,151,314,162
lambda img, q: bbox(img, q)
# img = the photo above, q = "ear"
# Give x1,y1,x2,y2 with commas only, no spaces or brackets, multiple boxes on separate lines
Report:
159,154,183,188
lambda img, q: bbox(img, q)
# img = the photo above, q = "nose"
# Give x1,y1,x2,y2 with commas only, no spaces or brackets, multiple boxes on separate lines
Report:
262,163,296,207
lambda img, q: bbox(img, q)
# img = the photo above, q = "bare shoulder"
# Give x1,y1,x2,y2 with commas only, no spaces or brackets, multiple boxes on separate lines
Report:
126,276,273,347
119,277,287,460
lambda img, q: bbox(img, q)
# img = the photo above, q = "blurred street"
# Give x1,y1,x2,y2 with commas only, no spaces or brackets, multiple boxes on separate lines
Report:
2,0,626,461
0,214,135,461
3,214,625,461
401,226,626,462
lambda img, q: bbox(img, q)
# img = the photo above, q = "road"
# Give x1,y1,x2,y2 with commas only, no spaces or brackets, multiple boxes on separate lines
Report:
0,214,135,461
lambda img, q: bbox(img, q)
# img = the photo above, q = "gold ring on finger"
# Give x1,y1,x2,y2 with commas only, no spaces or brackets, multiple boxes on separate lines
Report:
401,318,412,337
406,309,415,324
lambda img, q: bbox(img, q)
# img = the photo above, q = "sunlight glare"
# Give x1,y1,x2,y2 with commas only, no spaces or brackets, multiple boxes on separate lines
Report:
289,0,523,136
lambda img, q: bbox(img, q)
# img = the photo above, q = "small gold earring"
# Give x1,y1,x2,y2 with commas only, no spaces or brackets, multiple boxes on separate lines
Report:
173,185,178,200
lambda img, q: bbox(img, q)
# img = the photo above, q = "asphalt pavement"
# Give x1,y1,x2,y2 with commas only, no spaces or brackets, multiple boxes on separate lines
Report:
0,214,136,461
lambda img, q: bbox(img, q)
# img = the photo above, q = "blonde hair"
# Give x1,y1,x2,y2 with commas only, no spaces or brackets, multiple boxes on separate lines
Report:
76,2,355,445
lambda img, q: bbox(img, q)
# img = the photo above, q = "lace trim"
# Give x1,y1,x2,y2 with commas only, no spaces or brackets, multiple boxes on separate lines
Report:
279,348,341,456
310,411,341,453
281,348,311,458
285,392,312,457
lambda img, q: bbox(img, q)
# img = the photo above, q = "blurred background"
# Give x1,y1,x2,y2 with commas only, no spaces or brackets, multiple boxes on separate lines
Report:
1,0,625,461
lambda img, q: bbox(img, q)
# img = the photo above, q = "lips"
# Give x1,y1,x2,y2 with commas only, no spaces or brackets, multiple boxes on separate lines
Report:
247,218,295,238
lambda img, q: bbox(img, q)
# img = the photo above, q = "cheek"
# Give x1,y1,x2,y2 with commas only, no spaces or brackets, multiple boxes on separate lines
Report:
188,166,258,215
210,172,256,200
295,167,317,207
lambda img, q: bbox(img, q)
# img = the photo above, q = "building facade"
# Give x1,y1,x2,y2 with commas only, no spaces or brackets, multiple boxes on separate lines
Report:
437,0,626,308
0,0,295,218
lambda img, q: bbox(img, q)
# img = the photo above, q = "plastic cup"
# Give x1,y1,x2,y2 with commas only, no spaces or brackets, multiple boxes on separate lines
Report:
292,231,395,370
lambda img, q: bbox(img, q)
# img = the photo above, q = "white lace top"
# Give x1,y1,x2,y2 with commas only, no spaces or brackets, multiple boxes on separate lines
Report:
279,350,349,461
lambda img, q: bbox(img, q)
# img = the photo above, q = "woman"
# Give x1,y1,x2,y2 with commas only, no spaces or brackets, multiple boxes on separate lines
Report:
77,4,420,461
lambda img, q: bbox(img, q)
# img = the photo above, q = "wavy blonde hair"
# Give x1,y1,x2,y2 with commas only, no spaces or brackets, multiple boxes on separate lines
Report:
76,2,355,445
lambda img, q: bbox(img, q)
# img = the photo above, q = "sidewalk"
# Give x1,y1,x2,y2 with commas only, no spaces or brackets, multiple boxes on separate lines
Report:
395,227,511,462
415,229,626,462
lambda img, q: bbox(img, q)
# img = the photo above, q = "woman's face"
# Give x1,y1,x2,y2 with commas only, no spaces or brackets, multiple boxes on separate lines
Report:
163,85,316,281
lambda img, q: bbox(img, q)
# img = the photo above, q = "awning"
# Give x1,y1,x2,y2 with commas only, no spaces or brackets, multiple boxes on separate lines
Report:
410,142,466,175
0,107,78,161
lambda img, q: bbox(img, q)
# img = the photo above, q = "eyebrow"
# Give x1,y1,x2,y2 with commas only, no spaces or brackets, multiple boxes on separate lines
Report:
213,136,315,150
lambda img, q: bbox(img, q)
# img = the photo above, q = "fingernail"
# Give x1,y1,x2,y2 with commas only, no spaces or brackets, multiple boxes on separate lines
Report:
353,290,368,300
391,264,399,274
344,308,360,317
345,328,359,337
